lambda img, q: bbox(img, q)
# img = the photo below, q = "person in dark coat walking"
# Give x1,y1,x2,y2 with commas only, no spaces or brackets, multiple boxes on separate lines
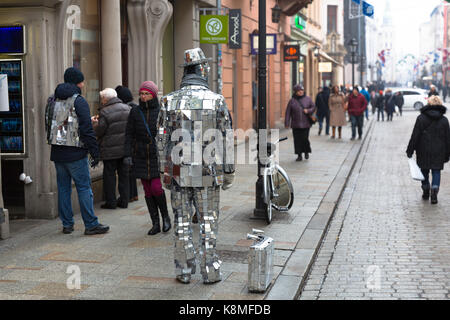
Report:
116,85,139,203
315,86,330,136
285,84,316,161
384,89,396,121
92,88,131,209
428,85,439,97
46,67,109,235
124,81,171,235
406,96,450,204
347,87,368,140
394,91,404,116
442,85,448,103
375,90,385,121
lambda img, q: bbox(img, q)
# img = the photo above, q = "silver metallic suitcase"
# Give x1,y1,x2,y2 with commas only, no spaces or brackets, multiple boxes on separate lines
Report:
247,229,274,293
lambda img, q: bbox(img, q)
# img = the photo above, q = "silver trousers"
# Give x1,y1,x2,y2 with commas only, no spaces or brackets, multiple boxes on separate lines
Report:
171,184,222,283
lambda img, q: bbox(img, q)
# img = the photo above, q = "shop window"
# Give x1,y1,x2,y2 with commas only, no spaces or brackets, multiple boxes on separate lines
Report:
67,0,101,114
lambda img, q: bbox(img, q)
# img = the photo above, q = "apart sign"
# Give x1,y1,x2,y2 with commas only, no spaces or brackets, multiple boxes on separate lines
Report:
284,45,300,61
319,62,332,73
250,34,277,55
228,9,242,49
200,15,229,44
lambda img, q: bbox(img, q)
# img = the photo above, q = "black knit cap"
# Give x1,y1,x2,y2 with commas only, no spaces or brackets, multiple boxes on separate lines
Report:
115,85,133,104
64,67,84,85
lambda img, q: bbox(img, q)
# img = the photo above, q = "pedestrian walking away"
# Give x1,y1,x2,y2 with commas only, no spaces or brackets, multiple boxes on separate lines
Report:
376,90,385,121
285,84,316,161
92,88,131,209
328,85,346,139
45,67,109,235
315,86,330,136
406,96,450,204
116,85,139,203
157,48,235,284
395,91,404,116
360,86,370,120
124,80,171,236
442,85,448,103
346,86,367,140
384,89,395,121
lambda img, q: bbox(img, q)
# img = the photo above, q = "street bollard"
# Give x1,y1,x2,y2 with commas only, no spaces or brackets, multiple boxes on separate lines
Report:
0,208,10,240
247,229,274,293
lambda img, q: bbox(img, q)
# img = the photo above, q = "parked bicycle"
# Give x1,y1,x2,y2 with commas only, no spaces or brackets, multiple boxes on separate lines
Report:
262,137,294,223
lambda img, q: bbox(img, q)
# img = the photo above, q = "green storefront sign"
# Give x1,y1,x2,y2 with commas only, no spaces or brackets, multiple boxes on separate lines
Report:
200,15,229,44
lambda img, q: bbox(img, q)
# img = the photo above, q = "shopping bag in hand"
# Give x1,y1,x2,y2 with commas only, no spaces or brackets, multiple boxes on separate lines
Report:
408,158,424,181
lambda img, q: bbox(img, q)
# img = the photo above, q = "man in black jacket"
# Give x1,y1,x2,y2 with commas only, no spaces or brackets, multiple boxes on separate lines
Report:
47,67,109,235
315,86,330,135
92,88,131,209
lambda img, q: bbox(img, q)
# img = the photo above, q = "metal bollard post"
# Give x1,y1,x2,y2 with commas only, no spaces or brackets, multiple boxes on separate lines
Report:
247,229,274,292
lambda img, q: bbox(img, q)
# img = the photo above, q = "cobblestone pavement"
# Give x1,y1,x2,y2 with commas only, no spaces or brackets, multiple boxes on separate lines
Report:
0,120,368,300
299,111,450,300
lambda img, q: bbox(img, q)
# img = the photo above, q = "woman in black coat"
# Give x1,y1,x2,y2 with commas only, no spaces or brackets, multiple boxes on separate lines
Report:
406,96,450,204
124,81,171,235
116,85,139,202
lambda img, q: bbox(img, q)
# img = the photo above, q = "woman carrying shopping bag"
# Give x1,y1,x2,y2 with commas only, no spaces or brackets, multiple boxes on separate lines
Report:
406,96,450,204
285,84,316,161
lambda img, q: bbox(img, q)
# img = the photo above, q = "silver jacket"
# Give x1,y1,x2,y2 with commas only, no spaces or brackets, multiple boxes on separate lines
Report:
157,85,234,188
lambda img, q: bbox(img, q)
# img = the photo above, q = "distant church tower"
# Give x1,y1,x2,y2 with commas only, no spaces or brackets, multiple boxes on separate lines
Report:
381,0,396,83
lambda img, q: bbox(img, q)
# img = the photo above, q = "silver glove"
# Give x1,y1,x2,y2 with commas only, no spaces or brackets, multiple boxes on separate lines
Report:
222,172,235,190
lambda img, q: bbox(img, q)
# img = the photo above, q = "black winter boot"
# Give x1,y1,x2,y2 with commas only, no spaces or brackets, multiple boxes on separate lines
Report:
430,187,439,204
421,185,430,200
145,197,161,235
154,193,171,233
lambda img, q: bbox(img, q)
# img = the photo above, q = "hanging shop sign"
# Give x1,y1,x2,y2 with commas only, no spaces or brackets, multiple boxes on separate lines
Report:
200,15,229,44
250,34,277,55
319,62,333,73
284,45,300,61
0,26,25,55
228,9,242,49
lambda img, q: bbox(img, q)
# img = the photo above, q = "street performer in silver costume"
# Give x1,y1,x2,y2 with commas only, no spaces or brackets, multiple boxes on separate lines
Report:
157,48,235,284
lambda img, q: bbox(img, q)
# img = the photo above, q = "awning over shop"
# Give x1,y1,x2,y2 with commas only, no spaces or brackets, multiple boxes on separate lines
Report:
319,51,341,66
279,0,313,16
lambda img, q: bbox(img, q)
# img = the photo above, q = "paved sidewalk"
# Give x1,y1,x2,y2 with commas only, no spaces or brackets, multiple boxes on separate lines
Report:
0,119,372,300
299,111,450,300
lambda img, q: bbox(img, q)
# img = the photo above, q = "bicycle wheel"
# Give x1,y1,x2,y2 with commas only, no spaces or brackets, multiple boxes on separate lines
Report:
271,165,294,212
263,167,273,224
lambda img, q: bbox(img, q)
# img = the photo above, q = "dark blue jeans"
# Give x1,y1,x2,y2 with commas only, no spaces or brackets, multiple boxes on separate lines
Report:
318,112,330,135
421,169,441,189
54,157,99,229
350,115,364,139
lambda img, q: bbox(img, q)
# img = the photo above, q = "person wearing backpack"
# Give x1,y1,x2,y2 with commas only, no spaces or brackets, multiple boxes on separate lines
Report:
124,81,171,235
45,67,109,235
406,96,450,204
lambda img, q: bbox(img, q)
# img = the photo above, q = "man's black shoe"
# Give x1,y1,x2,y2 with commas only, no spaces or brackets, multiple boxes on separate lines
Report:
305,153,309,160
63,226,74,234
296,155,303,162
101,203,116,209
84,224,110,235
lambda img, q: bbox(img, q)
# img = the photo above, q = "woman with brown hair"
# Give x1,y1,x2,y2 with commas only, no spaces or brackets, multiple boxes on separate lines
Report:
328,85,347,139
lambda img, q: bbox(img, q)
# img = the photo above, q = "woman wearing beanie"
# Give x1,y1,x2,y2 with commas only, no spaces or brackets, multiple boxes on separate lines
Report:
406,95,450,204
115,85,139,203
124,81,171,235
285,84,316,161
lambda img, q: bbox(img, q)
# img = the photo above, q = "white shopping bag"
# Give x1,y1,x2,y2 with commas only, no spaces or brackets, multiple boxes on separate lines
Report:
408,158,424,181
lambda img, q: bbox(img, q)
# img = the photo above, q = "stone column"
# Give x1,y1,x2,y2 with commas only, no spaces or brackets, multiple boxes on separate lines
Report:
127,0,173,96
101,0,122,88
